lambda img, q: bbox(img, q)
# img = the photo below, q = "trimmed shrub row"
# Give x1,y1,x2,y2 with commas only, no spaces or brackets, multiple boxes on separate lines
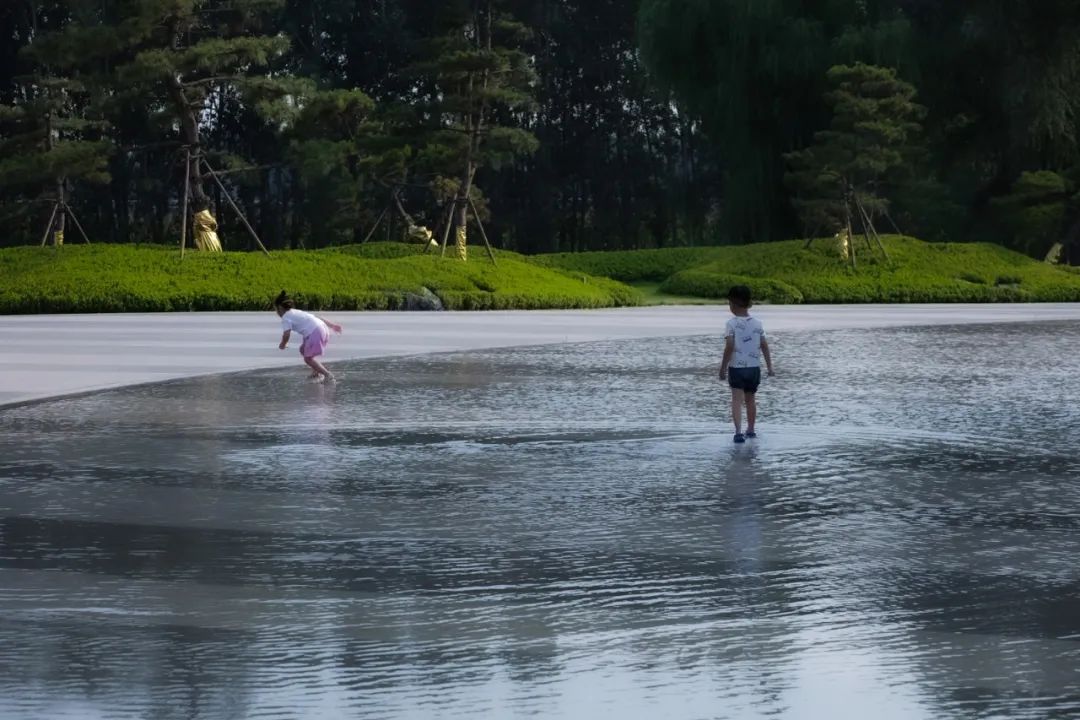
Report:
6,235,1080,313
0,244,642,314
534,235,1080,304
531,247,725,282
660,270,804,304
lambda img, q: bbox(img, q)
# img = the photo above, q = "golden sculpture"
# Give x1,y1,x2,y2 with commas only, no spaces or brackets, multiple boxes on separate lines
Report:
193,209,222,252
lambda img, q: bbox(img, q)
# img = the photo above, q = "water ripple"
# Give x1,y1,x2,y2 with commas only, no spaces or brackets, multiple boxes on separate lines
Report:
2,323,1080,719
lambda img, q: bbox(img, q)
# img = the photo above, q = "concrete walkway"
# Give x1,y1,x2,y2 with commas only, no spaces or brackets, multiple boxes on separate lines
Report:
3,304,1080,407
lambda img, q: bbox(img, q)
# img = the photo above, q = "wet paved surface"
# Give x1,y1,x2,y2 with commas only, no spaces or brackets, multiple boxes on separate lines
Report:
6,304,1080,406
2,321,1080,719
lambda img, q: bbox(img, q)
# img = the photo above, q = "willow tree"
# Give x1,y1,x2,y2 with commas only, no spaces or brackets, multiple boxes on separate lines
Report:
31,0,295,250
637,0,914,243
409,0,538,261
918,2,1080,168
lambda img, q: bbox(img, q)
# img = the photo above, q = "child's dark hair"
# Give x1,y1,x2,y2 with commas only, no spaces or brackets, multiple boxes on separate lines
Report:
728,285,752,308
274,290,294,311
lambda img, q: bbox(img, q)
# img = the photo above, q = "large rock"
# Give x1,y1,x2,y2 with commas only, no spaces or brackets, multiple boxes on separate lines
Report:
404,287,445,311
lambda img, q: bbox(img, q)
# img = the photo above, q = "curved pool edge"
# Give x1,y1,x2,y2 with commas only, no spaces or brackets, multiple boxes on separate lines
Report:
2,304,1078,408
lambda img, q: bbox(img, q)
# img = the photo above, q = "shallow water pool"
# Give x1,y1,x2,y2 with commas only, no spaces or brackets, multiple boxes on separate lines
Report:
1,322,1079,719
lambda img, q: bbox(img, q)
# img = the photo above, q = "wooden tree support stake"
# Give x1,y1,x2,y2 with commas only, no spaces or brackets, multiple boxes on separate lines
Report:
202,158,271,257
392,189,411,225
439,200,456,257
63,203,91,244
468,196,498,265
425,202,455,255
883,209,903,235
802,223,826,251
845,201,857,271
854,194,889,261
39,202,59,247
361,206,389,245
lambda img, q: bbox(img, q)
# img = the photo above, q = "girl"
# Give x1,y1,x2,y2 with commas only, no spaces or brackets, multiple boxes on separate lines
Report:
274,290,343,382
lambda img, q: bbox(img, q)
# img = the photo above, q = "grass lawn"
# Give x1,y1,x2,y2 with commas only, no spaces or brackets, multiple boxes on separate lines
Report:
536,236,1080,304
4,236,1078,313
0,243,640,313
629,282,721,306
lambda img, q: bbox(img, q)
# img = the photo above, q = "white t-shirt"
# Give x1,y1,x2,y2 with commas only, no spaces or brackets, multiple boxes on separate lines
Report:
725,315,766,368
280,308,327,338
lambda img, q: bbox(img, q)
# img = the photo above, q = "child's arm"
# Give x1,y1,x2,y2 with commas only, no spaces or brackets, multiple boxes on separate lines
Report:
761,338,775,376
316,315,343,334
279,330,291,350
719,336,734,379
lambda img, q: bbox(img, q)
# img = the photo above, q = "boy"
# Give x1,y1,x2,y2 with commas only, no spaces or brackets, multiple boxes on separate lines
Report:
719,285,774,443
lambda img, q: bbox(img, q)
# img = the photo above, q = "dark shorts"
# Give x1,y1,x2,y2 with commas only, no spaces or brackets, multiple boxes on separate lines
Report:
728,367,761,393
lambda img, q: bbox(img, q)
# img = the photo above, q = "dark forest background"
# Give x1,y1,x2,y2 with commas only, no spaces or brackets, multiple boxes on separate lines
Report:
4,0,1080,259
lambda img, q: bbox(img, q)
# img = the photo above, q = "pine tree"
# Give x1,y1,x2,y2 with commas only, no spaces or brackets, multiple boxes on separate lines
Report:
286,88,379,245
30,0,297,249
408,0,538,260
0,3,110,246
0,77,110,245
785,63,924,264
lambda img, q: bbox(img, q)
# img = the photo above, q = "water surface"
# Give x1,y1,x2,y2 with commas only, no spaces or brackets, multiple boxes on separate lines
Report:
2,322,1079,719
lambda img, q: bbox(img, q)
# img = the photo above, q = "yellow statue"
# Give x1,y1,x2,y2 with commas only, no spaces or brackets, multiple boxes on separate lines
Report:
193,209,222,252
1045,242,1064,264
408,224,438,250
835,229,850,260
455,225,467,261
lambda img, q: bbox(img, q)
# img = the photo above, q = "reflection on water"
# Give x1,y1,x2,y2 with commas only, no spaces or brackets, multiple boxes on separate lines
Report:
2,322,1080,719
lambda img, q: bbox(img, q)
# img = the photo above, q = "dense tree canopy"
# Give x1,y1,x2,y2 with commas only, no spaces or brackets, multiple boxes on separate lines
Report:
3,0,1080,259
0,0,714,253
640,0,1080,259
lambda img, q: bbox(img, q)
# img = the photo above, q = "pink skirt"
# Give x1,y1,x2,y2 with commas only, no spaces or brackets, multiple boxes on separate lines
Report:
300,326,330,358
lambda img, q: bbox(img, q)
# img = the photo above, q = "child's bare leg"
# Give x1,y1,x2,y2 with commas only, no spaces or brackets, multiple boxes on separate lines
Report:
745,392,757,433
304,356,333,380
730,389,745,434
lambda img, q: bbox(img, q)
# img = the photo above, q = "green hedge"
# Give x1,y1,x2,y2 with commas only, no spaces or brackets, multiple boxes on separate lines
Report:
768,238,1080,303
6,236,1080,313
659,270,804,304
531,247,726,282
330,242,428,259
0,244,641,313
533,236,1080,304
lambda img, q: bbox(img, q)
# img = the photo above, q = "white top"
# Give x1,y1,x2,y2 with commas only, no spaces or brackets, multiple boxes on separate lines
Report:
725,315,766,368
280,308,327,338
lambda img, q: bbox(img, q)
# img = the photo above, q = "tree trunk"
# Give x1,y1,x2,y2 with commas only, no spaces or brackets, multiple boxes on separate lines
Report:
450,0,495,261
454,157,477,260
45,112,65,246
54,179,66,246
167,75,210,212
845,191,856,270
